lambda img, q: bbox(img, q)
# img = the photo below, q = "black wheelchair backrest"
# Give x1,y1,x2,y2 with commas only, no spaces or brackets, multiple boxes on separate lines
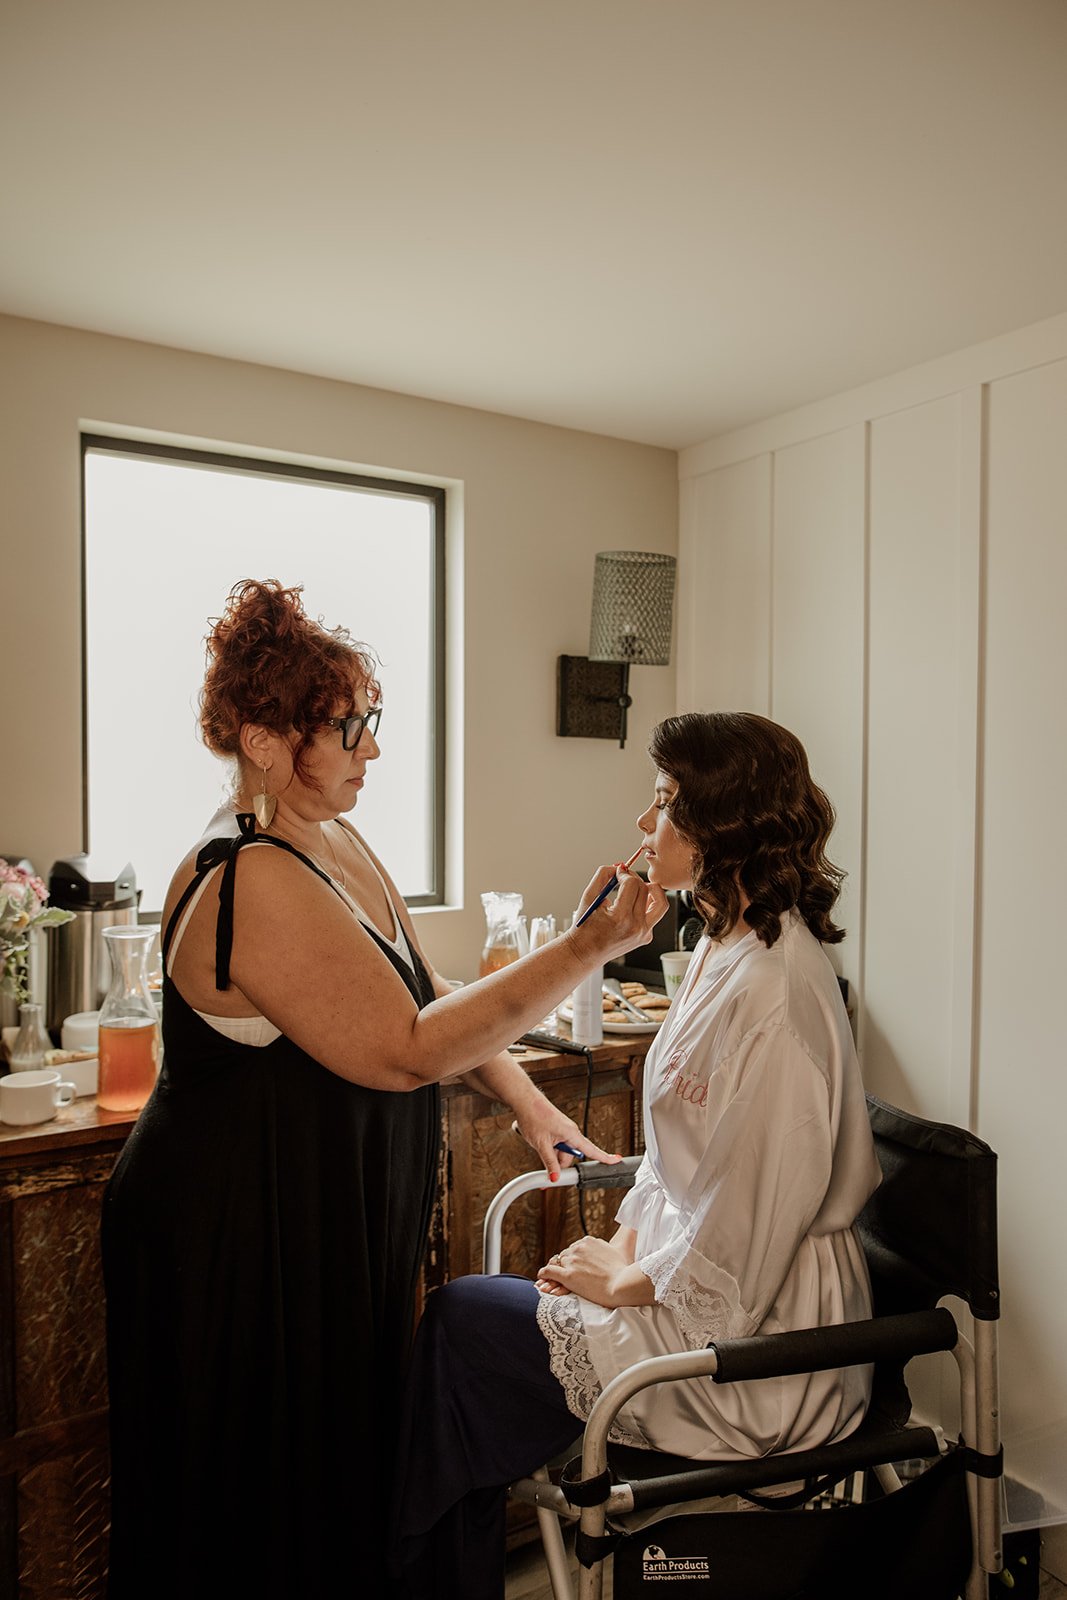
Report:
860,1093,999,1323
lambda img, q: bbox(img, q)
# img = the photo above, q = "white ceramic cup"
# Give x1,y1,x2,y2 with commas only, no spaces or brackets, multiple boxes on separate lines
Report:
0,1070,77,1127
660,949,694,998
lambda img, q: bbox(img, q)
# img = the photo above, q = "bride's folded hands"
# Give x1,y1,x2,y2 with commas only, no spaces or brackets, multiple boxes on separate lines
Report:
535,1233,655,1308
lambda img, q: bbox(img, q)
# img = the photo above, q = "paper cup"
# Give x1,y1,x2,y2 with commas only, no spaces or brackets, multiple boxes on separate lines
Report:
660,950,693,998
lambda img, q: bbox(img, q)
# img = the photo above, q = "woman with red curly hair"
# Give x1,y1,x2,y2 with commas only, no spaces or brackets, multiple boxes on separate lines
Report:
101,579,664,1600
393,712,881,1600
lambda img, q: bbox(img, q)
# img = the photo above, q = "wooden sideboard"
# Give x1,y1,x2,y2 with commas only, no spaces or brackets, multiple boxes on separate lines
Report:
0,1033,651,1597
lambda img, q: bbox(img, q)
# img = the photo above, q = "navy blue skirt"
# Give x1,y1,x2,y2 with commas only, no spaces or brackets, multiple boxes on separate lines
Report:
392,1275,583,1599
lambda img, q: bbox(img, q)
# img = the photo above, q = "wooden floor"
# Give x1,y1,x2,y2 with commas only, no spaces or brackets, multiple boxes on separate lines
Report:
506,1530,610,1600
505,1527,1067,1600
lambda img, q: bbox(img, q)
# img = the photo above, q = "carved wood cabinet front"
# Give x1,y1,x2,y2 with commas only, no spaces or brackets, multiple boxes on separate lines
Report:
0,1037,650,1592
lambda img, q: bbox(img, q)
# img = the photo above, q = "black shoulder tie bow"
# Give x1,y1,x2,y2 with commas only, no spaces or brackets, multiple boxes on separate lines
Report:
206,813,262,991
200,814,336,992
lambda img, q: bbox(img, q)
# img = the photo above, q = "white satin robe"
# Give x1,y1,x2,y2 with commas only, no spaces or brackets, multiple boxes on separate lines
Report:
536,910,882,1461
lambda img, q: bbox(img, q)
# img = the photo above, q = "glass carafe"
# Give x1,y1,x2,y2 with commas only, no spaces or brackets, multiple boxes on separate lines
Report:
9,1002,51,1072
529,915,558,1029
479,891,526,978
97,926,160,1112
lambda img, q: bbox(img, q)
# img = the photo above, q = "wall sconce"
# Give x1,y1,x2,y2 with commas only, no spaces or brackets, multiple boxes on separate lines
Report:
557,550,677,749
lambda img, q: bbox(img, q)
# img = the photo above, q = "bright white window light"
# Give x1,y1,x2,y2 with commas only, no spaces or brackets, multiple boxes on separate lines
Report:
84,445,441,913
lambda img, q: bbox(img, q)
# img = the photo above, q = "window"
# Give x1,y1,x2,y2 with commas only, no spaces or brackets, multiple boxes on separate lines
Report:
83,438,445,913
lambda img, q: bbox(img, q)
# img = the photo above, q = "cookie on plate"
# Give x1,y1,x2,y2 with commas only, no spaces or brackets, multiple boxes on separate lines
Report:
635,993,671,1012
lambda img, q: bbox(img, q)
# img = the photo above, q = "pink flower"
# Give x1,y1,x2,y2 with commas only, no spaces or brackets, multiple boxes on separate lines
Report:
0,861,49,904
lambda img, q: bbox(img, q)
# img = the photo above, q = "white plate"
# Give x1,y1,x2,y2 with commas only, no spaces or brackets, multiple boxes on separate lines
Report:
558,1001,666,1035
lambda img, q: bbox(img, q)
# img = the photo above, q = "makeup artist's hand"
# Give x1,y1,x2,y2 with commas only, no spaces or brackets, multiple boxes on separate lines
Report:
536,1236,655,1308
510,1091,618,1181
571,862,667,961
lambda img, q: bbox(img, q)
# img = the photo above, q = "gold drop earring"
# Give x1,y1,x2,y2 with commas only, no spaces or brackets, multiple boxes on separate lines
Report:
252,766,277,830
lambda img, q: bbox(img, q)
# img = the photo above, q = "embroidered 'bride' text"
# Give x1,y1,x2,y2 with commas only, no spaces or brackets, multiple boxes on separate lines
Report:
661,1047,708,1109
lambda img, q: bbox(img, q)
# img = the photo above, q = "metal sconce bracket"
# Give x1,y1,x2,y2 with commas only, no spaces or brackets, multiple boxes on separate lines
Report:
556,656,633,747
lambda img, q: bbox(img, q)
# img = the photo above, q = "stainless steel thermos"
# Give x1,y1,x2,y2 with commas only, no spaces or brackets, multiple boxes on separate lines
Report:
45,856,137,1031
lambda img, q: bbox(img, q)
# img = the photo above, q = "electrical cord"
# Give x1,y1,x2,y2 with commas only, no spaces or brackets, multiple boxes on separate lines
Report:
577,1045,594,1234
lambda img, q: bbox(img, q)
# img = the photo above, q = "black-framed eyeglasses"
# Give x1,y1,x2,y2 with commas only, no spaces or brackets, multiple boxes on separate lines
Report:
326,707,383,750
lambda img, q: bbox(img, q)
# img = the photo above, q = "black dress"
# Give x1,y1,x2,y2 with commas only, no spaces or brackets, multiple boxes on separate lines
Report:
101,816,440,1600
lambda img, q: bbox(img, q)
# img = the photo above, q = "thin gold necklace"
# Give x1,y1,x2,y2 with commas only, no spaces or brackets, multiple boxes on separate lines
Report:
259,813,347,888
319,828,347,888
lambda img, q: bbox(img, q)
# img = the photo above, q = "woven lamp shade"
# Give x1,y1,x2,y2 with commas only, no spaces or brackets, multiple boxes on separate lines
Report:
588,551,676,666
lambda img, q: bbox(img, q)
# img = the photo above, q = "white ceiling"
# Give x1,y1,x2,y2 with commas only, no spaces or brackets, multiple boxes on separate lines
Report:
3,0,1066,450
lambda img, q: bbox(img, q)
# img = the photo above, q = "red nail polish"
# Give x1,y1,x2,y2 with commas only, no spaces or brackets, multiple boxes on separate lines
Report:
549,1172,558,1182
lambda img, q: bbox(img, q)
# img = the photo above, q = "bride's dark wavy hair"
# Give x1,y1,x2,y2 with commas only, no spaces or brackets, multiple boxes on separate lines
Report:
648,713,845,948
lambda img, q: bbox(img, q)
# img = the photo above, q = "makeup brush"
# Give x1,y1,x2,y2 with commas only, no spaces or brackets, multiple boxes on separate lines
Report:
574,844,647,927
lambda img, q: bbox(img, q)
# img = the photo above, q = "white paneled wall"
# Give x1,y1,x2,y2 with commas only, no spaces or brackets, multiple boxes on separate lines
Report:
678,312,1067,1516
980,360,1067,1462
866,394,968,1128
677,454,772,714
770,427,867,993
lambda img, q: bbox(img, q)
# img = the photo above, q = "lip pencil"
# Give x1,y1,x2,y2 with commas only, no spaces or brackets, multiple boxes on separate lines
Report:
574,844,647,927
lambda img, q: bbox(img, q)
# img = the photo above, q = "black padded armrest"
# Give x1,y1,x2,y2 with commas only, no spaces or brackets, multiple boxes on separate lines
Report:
576,1155,642,1191
708,1307,958,1385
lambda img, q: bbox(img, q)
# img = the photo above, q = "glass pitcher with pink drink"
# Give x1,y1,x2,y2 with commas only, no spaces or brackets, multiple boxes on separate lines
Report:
97,926,160,1112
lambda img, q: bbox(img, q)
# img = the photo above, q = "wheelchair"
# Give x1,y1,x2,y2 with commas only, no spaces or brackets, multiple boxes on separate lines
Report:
483,1093,1001,1600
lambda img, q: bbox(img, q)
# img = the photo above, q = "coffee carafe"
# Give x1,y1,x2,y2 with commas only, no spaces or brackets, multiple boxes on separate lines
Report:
45,855,138,1031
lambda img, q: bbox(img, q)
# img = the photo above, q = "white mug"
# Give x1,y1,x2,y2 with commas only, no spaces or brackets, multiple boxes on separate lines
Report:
0,1069,77,1127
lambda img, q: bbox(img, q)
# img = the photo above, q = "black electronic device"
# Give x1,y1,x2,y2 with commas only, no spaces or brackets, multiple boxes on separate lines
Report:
518,1030,592,1056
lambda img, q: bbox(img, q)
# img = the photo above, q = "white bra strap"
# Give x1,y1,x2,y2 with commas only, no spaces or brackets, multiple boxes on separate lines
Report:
166,864,224,975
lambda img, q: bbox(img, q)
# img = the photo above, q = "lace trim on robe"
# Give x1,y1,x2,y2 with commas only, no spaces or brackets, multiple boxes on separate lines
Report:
535,1293,647,1448
636,1238,756,1352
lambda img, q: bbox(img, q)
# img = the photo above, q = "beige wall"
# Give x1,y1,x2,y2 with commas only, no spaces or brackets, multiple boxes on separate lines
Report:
678,308,1067,1520
0,314,677,979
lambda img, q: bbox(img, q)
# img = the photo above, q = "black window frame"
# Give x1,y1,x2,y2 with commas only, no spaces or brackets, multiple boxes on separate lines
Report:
80,434,447,908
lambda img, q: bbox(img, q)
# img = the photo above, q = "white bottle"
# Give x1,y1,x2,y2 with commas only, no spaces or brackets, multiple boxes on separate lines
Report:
569,913,604,1046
